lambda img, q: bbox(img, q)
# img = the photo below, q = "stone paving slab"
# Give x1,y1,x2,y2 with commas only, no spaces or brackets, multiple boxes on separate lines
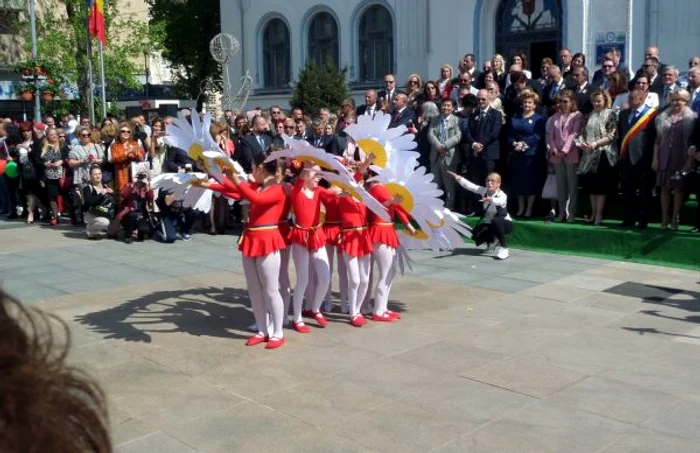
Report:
1,222,700,452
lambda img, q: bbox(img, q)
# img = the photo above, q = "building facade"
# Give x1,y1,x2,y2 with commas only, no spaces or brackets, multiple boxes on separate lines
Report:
221,0,699,109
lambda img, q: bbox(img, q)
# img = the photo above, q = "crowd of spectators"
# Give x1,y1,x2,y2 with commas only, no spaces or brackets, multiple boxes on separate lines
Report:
1,44,700,243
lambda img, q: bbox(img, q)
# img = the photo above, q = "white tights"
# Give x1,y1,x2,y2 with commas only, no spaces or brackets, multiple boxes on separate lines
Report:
325,245,348,311
242,252,284,339
372,244,396,315
291,244,330,322
343,252,371,317
279,248,291,320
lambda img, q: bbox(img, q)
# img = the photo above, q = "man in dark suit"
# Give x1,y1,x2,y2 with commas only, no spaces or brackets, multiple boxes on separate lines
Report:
378,74,402,113
457,54,482,89
307,119,340,155
235,115,270,173
356,89,379,119
465,89,503,213
389,93,415,128
617,89,658,229
542,66,567,116
294,118,311,142
571,67,593,115
164,146,198,173
688,118,700,232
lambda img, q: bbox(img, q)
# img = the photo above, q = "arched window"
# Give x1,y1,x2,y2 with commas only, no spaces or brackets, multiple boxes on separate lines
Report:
308,12,339,67
358,5,393,82
262,18,290,88
496,0,562,72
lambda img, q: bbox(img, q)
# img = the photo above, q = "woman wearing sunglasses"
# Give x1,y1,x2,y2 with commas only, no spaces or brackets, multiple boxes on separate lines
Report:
108,122,145,196
67,126,103,225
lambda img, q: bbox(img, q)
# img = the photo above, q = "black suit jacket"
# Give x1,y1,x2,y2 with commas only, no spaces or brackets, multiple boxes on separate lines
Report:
236,133,270,173
307,134,341,155
388,107,416,128
616,108,657,166
356,104,379,118
574,84,594,115
542,80,566,116
165,146,198,173
465,108,503,161
377,89,404,111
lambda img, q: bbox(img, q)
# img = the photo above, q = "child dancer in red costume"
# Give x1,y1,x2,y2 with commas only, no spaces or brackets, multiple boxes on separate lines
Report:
321,191,348,313
228,154,287,349
288,165,335,332
365,171,415,321
336,187,373,327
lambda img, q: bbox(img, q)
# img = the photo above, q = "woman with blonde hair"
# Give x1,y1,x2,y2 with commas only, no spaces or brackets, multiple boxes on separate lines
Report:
492,53,507,91
108,122,145,195
653,89,697,230
575,90,618,225
405,73,423,109
40,128,64,225
438,64,454,99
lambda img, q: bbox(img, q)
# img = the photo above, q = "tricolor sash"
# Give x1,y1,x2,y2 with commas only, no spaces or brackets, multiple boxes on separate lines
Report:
620,107,658,159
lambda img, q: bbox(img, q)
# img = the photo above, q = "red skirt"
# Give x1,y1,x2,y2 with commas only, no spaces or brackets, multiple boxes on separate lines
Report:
369,223,399,248
279,221,291,245
338,227,372,257
238,226,287,258
289,225,326,251
323,222,341,246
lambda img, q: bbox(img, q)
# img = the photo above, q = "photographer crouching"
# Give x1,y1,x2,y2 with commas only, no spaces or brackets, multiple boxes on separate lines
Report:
82,165,116,239
154,188,197,243
116,172,154,244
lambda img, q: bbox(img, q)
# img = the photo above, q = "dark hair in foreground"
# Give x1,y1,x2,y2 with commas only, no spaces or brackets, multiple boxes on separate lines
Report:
0,289,111,452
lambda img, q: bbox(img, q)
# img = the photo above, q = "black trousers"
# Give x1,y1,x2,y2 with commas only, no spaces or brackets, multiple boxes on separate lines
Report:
622,160,654,227
688,169,700,229
3,175,19,216
473,218,513,247
121,212,151,240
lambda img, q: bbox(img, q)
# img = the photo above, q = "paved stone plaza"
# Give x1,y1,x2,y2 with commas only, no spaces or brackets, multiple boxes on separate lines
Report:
2,221,700,453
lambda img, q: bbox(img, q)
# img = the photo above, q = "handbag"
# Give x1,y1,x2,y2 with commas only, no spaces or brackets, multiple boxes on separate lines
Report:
89,193,116,219
541,172,557,200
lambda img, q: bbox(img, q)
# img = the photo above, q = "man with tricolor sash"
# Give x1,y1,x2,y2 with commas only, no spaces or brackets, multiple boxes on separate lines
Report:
617,89,658,229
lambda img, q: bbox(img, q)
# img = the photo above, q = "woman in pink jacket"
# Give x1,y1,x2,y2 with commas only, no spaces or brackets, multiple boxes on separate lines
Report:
546,90,584,222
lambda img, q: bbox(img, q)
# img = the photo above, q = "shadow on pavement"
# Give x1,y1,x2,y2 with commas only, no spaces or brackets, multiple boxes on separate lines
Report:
75,286,254,343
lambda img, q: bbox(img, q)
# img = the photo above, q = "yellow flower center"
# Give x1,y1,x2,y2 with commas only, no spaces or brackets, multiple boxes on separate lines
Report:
356,138,388,168
385,182,414,212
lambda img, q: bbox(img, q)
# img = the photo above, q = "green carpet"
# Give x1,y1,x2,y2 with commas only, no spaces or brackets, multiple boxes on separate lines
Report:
461,217,700,270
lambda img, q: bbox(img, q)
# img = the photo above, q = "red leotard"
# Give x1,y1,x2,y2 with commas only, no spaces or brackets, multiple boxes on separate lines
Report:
288,180,333,250
235,182,287,257
367,183,412,248
322,195,342,246
337,195,372,257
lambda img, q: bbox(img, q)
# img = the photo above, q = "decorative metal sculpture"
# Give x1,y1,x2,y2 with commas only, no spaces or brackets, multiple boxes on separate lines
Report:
206,32,251,112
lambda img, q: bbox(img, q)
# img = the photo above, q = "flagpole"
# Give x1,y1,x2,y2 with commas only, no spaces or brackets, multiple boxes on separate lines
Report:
86,35,96,125
99,40,107,118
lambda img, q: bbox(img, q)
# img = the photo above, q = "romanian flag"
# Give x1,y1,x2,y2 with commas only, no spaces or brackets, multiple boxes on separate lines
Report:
88,0,106,46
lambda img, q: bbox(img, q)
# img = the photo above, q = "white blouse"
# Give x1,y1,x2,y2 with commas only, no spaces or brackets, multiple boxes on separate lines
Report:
456,177,512,223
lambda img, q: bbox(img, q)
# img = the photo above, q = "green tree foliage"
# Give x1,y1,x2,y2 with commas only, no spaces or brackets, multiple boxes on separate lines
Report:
147,0,221,103
290,61,349,118
22,0,157,117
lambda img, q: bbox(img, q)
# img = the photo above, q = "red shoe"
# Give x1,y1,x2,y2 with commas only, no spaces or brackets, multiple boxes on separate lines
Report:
350,315,366,327
386,310,402,319
291,320,310,333
245,334,268,346
372,313,396,322
265,337,286,349
313,312,328,327
302,309,313,318
50,218,57,226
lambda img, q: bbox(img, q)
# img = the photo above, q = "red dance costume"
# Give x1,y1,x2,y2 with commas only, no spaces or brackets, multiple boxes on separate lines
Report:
322,195,342,246
235,182,287,257
337,195,372,257
367,183,412,247
279,187,292,245
289,180,334,251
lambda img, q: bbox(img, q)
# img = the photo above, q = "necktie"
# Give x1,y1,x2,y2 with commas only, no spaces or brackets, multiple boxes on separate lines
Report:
480,110,486,122
257,135,264,150
692,90,700,113
628,110,638,126
439,119,446,142
551,83,559,97
663,86,671,103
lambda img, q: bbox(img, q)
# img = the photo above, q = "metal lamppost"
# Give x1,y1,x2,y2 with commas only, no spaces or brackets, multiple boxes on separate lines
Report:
28,0,41,120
